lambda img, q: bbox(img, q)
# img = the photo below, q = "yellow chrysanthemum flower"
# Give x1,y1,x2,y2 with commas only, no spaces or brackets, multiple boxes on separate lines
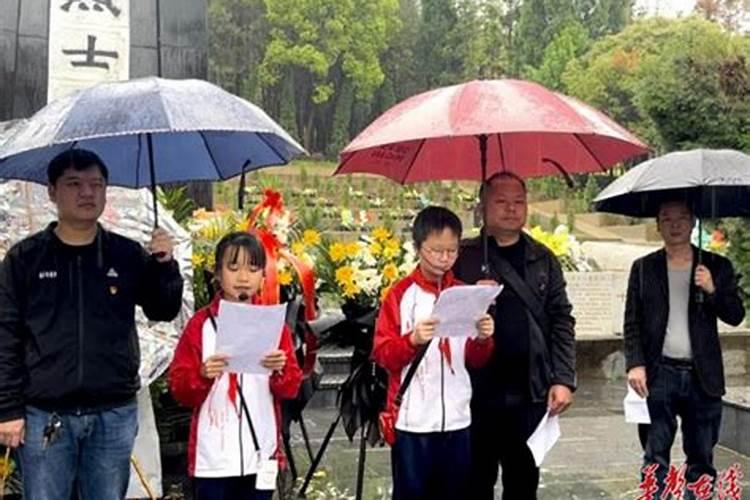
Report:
291,241,306,256
191,253,205,268
345,242,360,259
343,282,360,298
370,241,382,257
335,266,355,286
236,219,251,232
329,242,348,263
372,226,392,242
383,238,401,260
302,229,321,247
382,263,399,284
278,268,293,286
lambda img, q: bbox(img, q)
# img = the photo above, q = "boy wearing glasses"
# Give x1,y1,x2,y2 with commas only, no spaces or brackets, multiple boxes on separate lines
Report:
373,206,494,500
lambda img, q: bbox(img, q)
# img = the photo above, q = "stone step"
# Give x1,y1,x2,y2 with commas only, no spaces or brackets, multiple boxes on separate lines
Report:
720,385,750,456
307,347,354,409
317,346,354,376
307,373,349,409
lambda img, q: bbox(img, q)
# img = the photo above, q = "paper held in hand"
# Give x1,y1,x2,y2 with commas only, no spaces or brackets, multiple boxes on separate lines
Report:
526,411,561,467
624,384,651,424
431,284,503,338
214,300,287,374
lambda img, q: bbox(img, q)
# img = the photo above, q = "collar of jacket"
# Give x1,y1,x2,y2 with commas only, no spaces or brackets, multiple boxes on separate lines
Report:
408,265,458,294
652,245,703,298
207,292,262,317
463,229,548,263
42,221,106,269
654,245,704,264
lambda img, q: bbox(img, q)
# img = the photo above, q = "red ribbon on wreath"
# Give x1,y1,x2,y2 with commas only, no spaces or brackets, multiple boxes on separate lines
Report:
245,189,318,376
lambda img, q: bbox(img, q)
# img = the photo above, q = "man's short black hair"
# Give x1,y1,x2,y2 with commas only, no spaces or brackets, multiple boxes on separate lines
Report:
479,171,527,201
412,206,462,250
47,149,109,186
214,231,267,274
656,197,695,221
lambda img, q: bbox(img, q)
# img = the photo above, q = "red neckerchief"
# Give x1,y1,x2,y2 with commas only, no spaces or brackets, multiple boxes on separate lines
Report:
410,267,457,374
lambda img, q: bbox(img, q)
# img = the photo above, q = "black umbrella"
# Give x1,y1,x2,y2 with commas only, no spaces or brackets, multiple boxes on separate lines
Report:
594,148,750,301
594,149,750,219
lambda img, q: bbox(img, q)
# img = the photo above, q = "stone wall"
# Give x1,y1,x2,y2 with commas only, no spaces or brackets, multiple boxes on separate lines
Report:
565,271,748,339
565,271,750,380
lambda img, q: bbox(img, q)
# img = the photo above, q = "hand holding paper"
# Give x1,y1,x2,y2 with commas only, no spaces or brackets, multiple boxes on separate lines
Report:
431,285,503,338
261,350,287,371
201,353,229,379
410,318,438,345
475,314,494,340
624,384,651,424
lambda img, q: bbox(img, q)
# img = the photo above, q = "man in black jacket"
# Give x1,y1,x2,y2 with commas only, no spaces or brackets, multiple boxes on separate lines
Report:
625,199,744,496
453,172,576,500
0,149,183,500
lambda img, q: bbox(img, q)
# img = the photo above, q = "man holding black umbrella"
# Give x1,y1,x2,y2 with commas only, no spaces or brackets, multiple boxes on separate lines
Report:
454,172,576,500
0,149,184,500
624,198,744,496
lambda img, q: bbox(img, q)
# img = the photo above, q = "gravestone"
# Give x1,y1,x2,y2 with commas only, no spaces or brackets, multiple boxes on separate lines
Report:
0,0,212,207
0,0,208,121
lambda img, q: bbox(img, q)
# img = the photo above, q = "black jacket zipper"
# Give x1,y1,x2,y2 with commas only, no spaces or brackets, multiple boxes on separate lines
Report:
77,255,84,388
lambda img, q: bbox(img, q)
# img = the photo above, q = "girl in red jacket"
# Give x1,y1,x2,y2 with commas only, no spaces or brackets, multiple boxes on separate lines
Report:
169,232,302,500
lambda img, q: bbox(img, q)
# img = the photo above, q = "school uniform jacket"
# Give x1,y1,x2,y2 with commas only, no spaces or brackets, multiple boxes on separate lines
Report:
373,268,494,433
169,294,302,477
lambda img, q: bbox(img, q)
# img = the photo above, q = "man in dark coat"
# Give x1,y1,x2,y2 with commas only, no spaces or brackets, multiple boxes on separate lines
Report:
0,149,184,500
454,172,576,500
625,199,744,496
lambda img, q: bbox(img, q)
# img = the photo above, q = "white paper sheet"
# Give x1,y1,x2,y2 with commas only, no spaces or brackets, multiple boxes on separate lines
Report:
215,300,287,374
526,411,561,467
624,385,651,424
431,285,503,338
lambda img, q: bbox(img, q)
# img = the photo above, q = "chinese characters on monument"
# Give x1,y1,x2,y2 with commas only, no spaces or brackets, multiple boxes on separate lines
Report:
48,0,129,101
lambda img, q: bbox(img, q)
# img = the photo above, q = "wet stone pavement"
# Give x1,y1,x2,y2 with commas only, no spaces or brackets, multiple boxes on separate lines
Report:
284,379,750,499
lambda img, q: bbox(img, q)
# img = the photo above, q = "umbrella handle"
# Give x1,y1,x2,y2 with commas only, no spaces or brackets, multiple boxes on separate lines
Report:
695,218,704,304
146,133,167,259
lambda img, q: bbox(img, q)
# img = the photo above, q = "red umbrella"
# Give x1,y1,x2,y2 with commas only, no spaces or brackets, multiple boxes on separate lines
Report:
334,79,649,274
335,79,648,184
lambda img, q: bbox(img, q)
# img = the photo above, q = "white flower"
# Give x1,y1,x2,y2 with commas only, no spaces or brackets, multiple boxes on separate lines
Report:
354,266,380,295
274,212,292,245
358,210,369,227
341,209,354,228
358,243,378,267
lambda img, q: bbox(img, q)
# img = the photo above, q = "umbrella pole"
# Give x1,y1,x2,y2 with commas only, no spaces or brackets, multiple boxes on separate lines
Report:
238,160,251,211
147,134,158,228
478,134,490,278
696,216,704,304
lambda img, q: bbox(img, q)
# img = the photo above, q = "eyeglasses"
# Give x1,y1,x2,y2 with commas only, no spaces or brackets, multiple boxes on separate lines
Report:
421,247,459,258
